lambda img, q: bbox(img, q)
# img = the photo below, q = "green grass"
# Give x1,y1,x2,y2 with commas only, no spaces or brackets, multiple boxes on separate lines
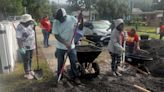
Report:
138,26,156,33
125,25,160,39
125,25,156,33
0,52,53,92
137,32,160,39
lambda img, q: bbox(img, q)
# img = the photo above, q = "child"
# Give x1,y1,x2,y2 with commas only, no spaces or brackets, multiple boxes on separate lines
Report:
108,19,125,76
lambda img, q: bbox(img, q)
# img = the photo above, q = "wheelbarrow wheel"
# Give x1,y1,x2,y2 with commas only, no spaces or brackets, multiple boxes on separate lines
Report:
77,64,86,78
92,62,100,77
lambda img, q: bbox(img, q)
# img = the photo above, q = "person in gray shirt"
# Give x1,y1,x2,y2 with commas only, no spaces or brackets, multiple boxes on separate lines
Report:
108,19,125,77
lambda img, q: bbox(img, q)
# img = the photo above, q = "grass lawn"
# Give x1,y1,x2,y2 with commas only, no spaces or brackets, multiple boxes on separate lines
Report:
0,48,54,92
125,25,160,39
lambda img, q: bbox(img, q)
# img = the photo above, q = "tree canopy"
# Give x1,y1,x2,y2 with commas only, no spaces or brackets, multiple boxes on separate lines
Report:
0,0,23,17
0,0,154,20
96,0,129,20
0,0,57,20
66,0,153,20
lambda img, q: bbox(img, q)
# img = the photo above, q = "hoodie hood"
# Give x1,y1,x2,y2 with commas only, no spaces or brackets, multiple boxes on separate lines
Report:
114,19,124,28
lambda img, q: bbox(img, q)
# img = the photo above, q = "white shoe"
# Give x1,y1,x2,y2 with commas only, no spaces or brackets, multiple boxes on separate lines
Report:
24,74,34,80
112,72,117,77
30,71,35,76
116,71,122,76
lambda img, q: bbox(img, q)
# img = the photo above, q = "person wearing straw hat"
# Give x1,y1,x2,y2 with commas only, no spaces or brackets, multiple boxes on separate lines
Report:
52,8,81,84
108,19,125,77
16,14,36,79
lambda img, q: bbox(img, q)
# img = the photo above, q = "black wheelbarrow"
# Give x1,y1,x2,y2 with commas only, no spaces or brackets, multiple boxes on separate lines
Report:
75,45,102,79
125,52,153,74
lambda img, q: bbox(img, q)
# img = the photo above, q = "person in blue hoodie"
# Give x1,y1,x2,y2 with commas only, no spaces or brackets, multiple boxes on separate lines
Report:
74,17,84,45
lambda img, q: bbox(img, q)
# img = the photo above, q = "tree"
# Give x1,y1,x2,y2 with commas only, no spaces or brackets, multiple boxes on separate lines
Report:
67,0,98,11
26,0,52,20
131,0,153,11
157,0,164,9
96,0,129,20
51,1,58,15
157,0,164,21
0,0,23,18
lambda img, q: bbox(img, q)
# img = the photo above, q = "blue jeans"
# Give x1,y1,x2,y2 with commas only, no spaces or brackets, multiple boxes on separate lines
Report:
21,50,33,74
110,52,121,72
42,29,50,47
55,48,78,79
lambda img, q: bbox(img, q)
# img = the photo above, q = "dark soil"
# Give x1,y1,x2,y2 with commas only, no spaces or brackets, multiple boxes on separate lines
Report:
2,39,164,92
76,45,101,52
28,39,163,92
140,39,164,77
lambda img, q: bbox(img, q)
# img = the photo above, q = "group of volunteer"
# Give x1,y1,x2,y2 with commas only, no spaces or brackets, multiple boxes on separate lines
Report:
108,19,140,76
16,8,141,84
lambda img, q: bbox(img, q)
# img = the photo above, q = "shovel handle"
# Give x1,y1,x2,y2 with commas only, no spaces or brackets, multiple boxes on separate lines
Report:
34,26,39,69
57,53,68,82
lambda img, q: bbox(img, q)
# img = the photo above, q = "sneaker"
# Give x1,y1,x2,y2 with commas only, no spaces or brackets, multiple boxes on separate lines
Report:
30,71,35,76
116,71,122,76
24,74,34,80
112,72,117,77
73,78,81,85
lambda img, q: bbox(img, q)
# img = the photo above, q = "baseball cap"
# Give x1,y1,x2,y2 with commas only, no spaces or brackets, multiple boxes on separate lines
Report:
55,8,67,20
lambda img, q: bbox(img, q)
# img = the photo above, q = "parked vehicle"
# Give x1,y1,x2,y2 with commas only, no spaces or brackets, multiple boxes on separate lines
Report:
83,20,112,36
85,35,110,47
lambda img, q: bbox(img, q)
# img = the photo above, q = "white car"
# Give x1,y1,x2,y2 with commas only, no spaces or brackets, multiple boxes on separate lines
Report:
84,20,111,36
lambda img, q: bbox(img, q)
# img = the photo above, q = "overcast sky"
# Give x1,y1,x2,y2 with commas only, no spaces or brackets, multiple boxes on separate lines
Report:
50,0,67,4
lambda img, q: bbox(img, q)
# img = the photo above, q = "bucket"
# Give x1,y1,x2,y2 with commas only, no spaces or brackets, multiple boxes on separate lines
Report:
140,35,149,40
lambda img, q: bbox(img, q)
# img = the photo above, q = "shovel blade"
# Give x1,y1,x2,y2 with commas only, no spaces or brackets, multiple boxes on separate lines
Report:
34,69,43,80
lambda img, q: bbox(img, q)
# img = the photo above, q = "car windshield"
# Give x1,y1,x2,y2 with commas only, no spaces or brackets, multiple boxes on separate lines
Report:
93,22,111,29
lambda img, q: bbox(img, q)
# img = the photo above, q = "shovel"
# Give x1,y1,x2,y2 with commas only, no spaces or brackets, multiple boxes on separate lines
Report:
119,31,127,71
33,28,43,80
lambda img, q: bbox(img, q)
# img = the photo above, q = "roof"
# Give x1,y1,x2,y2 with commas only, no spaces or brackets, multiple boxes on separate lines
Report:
132,8,143,15
132,9,164,16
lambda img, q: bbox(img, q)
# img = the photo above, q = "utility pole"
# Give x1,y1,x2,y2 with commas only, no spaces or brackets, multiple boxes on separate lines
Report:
89,0,91,21
22,0,28,14
24,7,27,14
58,0,60,8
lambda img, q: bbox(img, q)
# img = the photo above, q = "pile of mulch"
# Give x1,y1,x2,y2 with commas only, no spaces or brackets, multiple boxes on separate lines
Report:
140,39,164,77
12,39,164,92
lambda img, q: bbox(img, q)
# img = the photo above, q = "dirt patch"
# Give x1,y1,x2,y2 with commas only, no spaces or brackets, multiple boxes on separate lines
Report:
76,45,101,52
2,38,164,92
140,39,164,77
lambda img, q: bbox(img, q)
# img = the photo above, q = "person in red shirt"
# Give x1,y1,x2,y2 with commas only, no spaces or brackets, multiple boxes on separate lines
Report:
159,22,164,40
40,16,52,48
126,28,140,54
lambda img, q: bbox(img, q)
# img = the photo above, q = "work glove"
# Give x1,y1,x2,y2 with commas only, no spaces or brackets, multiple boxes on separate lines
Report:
121,47,125,52
19,48,26,54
